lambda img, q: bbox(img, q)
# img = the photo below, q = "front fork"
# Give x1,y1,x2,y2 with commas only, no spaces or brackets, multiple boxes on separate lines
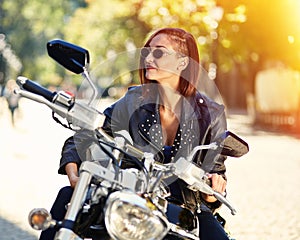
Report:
55,169,92,240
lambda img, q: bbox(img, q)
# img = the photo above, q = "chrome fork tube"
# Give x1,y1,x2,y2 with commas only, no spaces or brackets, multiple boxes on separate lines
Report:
55,169,92,240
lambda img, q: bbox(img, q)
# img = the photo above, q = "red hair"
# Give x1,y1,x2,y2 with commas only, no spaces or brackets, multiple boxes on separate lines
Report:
139,28,200,97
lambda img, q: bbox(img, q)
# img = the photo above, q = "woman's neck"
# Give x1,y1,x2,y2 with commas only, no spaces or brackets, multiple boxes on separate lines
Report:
158,84,182,116
157,84,182,146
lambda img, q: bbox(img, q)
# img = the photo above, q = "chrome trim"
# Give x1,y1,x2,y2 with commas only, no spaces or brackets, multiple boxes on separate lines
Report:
169,223,199,240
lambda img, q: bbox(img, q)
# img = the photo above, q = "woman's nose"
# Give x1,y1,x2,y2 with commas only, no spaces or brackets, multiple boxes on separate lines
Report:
145,53,155,64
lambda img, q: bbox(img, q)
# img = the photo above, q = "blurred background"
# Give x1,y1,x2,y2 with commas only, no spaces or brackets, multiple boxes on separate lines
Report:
1,0,300,129
1,0,300,239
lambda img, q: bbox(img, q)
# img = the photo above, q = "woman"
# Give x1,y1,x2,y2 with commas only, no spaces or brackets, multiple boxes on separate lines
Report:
40,27,229,240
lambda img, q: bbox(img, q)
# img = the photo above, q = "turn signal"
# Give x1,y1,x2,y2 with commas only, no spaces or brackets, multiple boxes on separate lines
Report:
28,208,55,231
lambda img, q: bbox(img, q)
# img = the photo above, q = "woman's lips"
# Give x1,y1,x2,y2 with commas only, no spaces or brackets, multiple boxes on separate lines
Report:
146,65,157,71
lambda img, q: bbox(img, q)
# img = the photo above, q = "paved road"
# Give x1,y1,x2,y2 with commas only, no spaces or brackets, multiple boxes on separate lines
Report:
0,98,300,240
220,113,300,240
0,98,72,239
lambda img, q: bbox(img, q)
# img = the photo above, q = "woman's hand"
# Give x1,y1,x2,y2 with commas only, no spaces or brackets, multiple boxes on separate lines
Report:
65,162,79,188
201,173,226,203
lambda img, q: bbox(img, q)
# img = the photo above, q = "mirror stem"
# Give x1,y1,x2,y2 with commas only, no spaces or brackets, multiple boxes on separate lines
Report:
82,66,97,106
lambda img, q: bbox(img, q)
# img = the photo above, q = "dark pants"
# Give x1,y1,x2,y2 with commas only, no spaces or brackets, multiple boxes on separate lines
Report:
198,211,229,240
39,186,229,240
39,186,73,240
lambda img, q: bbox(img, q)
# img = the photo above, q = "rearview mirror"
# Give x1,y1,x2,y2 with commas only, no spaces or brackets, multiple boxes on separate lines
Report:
219,131,249,157
47,39,89,74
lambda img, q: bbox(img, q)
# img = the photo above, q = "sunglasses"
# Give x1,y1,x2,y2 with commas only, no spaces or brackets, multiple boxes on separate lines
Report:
140,47,172,59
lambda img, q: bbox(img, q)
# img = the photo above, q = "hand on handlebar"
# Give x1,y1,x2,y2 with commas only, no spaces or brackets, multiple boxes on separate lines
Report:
201,173,226,203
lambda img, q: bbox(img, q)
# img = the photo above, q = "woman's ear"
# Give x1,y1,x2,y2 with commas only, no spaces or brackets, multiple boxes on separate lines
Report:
177,56,189,71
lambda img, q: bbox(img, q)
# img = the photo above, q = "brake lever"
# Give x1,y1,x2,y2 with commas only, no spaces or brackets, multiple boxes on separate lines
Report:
213,191,237,215
172,157,237,215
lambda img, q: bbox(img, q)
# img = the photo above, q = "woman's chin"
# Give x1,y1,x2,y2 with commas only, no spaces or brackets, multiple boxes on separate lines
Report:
145,72,157,80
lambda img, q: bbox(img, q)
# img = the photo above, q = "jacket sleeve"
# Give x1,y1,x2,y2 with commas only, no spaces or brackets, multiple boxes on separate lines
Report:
58,129,99,175
199,99,228,210
197,94,228,174
58,136,81,175
208,108,227,177
102,95,131,137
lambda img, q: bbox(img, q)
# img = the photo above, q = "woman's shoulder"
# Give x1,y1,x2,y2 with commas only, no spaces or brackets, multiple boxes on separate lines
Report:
195,92,224,111
104,85,143,113
118,85,144,104
193,92,226,125
126,84,143,94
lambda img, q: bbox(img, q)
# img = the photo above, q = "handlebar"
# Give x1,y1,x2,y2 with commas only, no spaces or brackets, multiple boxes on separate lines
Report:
17,76,57,102
15,78,101,130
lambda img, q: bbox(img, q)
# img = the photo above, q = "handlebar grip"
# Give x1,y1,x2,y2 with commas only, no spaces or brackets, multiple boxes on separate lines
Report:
17,76,56,102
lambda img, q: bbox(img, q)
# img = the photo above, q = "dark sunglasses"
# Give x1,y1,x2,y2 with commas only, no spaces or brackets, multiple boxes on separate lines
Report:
140,47,170,59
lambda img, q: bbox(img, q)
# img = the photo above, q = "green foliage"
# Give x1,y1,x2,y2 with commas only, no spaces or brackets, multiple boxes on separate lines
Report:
1,0,299,94
64,0,149,64
0,0,81,84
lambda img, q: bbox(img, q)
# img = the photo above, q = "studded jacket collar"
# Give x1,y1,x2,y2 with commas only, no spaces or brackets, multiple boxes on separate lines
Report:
102,85,227,173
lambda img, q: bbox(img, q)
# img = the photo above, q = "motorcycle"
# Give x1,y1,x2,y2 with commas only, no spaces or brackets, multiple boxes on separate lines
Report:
15,40,249,240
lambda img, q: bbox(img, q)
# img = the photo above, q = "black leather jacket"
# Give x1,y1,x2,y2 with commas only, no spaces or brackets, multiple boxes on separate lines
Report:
59,85,227,212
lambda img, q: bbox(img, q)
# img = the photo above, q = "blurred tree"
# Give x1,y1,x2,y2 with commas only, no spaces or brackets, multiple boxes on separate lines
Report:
0,0,85,85
65,0,231,70
64,0,229,88
63,0,150,87
238,0,300,70
2,0,299,108
217,0,300,107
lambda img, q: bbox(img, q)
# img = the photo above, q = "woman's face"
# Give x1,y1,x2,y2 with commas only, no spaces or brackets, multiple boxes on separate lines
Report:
143,33,185,90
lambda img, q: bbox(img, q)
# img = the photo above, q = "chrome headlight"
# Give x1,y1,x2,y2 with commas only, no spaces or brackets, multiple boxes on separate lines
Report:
105,191,169,240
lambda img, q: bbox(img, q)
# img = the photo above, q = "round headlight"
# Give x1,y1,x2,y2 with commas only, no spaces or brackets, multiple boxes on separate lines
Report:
105,191,169,240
